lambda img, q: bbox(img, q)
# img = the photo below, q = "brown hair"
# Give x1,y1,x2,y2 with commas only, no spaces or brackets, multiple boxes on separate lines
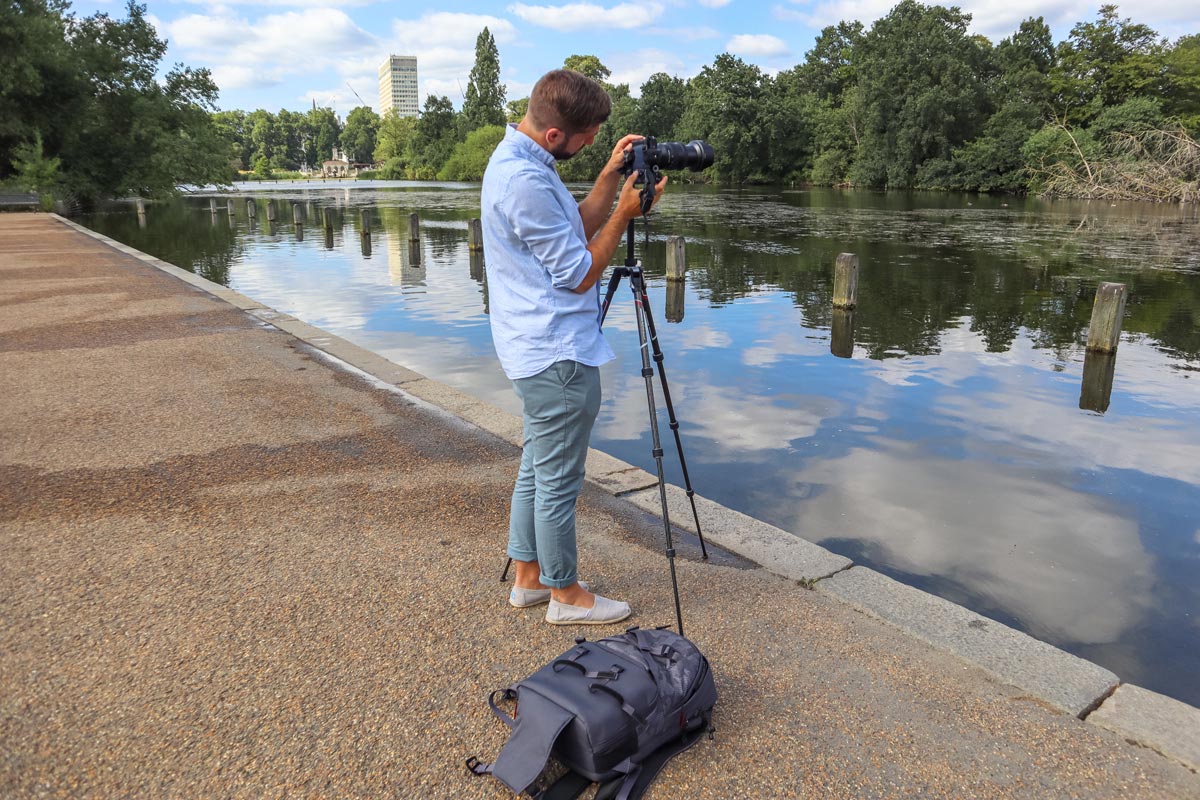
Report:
525,69,611,134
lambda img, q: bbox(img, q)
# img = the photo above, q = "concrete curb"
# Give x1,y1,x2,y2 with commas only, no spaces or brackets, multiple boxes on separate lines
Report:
816,567,1119,717
53,213,1200,770
1088,685,1200,773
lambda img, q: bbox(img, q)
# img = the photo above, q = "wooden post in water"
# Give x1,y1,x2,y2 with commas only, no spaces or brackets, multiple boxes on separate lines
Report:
468,218,483,251
361,209,371,235
266,200,276,222
209,198,217,214
227,200,236,217
135,198,146,215
666,235,686,281
1080,351,1117,413
408,213,420,241
833,253,858,309
246,199,257,218
322,207,335,231
292,203,303,225
1086,282,1127,353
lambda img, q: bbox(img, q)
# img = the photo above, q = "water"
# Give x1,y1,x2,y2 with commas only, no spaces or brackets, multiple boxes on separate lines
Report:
78,182,1200,706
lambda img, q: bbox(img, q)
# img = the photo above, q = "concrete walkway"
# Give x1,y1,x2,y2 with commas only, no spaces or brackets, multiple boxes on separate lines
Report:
2,212,1197,798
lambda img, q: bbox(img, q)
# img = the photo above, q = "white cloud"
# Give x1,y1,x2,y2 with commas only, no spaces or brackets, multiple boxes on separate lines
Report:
507,1,666,32
789,445,1155,645
386,13,520,103
698,0,733,7
725,33,790,58
166,8,375,76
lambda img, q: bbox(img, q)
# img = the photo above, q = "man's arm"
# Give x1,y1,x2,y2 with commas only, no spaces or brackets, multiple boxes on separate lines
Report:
573,172,667,294
578,134,643,240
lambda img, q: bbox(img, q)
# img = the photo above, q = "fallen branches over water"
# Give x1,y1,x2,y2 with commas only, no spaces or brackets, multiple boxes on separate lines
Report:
1034,125,1200,203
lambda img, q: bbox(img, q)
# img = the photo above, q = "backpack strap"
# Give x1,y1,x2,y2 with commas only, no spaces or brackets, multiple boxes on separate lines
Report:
600,715,714,800
534,770,593,800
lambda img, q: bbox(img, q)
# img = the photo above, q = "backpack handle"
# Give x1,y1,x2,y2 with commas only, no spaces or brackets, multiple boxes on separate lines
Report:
553,659,625,681
588,682,643,723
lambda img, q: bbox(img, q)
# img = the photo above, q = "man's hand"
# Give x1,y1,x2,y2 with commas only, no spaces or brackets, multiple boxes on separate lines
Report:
604,134,644,177
615,171,668,221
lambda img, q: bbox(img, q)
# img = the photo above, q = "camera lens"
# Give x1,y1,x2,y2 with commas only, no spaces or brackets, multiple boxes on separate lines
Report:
649,140,715,172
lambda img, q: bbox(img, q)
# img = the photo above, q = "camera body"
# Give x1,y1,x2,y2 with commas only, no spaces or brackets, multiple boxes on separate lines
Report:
620,137,715,213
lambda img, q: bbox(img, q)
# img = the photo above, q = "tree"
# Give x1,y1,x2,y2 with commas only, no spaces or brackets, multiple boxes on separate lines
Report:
849,0,989,188
799,21,863,101
340,105,380,163
374,110,418,163
411,94,459,178
439,124,506,180
506,97,529,123
677,54,769,182
1051,5,1165,126
211,110,249,170
637,73,686,139
461,27,506,134
1162,35,1200,134
306,106,341,165
564,54,611,83
11,1,231,202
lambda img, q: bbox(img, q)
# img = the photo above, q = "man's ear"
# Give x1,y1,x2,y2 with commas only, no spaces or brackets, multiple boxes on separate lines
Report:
544,127,566,147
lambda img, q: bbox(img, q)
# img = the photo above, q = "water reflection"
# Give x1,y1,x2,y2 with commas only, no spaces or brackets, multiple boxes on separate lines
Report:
665,280,685,323
831,308,855,359
78,184,1200,707
1080,351,1117,413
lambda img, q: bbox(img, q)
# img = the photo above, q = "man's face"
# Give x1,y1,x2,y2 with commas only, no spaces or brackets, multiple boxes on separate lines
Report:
548,124,601,161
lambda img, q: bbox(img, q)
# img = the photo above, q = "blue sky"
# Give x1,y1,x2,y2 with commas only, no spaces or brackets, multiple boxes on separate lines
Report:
73,0,1195,115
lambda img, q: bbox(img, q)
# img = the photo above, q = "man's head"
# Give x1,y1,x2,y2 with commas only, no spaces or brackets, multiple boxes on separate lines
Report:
522,69,612,161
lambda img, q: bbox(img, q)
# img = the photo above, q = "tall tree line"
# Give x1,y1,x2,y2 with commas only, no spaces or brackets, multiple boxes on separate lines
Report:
366,4,1199,197
1,0,230,205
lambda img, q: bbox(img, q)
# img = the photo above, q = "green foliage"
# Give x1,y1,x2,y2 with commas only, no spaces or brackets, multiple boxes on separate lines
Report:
678,54,769,182
340,106,380,163
409,94,460,178
252,156,272,179
636,73,686,139
849,0,990,188
1,0,231,203
11,132,61,198
563,55,611,82
374,111,418,164
194,14,1200,200
1050,5,1165,126
461,27,506,135
506,98,529,123
439,125,506,180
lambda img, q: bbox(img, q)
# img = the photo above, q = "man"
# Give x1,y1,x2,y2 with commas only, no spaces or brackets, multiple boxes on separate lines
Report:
481,69,667,625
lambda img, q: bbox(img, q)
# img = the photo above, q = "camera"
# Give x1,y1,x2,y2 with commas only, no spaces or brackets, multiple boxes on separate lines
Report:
621,137,714,213
621,137,715,181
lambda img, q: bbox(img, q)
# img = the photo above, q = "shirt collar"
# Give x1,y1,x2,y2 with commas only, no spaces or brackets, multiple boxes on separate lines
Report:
506,123,556,169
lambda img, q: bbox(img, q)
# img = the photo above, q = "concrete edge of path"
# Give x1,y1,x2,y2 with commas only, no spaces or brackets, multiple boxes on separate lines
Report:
50,212,1200,771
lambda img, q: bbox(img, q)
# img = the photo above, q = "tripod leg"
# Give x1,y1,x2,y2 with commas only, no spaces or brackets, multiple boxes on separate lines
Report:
501,557,512,582
632,276,709,560
630,280,686,637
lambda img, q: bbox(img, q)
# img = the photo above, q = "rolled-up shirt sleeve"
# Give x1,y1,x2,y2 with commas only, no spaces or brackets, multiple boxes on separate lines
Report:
499,173,593,290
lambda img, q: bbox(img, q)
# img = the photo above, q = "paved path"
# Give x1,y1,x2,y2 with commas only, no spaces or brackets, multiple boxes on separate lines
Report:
2,213,1197,798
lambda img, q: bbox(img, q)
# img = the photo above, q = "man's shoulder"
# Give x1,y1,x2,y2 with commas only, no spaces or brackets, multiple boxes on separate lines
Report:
484,149,556,197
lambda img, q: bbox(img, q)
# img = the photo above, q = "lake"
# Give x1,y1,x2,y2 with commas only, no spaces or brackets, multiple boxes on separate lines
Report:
77,181,1200,707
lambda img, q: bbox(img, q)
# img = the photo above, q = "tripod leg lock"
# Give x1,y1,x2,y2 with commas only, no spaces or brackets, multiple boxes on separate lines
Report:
665,548,676,559
641,368,654,377
652,448,663,457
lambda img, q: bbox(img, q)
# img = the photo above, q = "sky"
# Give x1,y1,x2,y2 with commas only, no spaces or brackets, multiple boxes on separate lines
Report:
72,0,1196,116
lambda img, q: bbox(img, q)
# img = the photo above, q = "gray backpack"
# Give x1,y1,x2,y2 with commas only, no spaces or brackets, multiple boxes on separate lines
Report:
467,626,717,799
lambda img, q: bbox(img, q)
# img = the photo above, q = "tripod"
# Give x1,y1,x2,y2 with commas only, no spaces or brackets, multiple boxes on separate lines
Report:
500,219,709,636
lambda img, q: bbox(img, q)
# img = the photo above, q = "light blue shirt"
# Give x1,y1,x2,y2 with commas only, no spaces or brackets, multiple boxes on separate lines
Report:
481,125,615,380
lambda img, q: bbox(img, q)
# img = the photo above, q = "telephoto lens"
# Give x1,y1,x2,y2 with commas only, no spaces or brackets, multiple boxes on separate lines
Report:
650,140,715,172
